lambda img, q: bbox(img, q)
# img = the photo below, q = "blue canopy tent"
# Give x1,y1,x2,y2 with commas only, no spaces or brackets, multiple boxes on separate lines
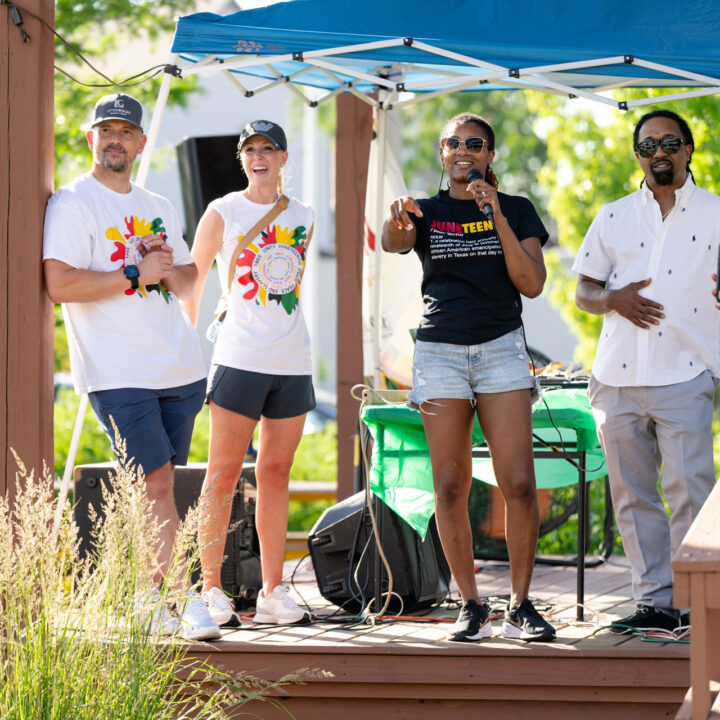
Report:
157,0,720,105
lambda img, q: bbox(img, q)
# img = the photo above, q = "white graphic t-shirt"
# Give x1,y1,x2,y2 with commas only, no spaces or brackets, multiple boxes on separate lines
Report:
208,192,314,375
43,173,206,394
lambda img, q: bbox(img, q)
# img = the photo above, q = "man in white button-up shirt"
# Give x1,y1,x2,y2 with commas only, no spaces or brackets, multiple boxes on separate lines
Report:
573,109,719,634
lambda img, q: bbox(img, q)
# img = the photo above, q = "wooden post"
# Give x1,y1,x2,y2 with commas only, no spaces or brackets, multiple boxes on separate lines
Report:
335,93,372,501
0,0,55,501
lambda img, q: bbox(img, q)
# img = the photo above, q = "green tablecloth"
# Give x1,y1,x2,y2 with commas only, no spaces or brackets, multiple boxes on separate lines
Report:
360,388,606,539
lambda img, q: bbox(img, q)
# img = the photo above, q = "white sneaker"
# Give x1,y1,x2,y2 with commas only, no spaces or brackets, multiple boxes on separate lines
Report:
253,585,310,625
202,586,239,627
177,592,222,641
134,588,178,637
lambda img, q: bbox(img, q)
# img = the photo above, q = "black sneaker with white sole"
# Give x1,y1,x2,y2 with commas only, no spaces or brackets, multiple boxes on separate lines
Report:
447,599,493,642
609,605,679,634
502,598,556,642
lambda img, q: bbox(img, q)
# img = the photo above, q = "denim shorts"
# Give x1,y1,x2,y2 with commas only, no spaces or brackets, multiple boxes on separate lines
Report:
207,364,316,421
408,329,537,407
88,379,206,476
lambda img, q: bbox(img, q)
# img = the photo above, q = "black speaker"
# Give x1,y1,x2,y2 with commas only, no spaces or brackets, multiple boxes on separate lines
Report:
73,462,262,608
308,491,450,614
176,135,248,244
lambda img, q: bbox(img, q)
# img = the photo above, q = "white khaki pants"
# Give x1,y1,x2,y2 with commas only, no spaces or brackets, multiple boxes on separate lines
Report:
588,371,717,610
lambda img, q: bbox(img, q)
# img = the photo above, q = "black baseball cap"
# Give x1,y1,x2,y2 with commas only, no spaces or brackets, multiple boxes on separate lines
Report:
91,93,144,131
237,120,287,151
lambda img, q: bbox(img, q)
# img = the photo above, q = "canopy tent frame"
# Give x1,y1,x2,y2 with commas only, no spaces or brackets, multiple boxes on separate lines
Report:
141,38,720,114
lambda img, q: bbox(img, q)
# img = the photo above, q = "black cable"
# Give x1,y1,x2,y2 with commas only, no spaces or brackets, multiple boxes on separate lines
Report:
304,497,376,623
5,1,175,88
54,64,166,88
519,321,606,475
532,421,608,474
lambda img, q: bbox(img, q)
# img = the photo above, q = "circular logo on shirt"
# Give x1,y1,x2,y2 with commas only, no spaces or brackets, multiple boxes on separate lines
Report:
125,235,146,264
252,244,303,295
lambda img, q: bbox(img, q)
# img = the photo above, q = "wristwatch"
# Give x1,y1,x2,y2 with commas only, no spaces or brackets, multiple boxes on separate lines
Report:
123,264,140,290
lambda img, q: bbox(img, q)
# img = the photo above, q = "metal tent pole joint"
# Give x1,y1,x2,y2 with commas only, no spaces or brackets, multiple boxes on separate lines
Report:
403,37,413,46
624,55,634,64
293,51,304,61
164,64,182,77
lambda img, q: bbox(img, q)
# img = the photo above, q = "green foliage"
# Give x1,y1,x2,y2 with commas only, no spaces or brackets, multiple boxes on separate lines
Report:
53,0,200,186
292,422,338,484
187,403,211,463
536,481,623,556
53,305,70,373
288,422,337,530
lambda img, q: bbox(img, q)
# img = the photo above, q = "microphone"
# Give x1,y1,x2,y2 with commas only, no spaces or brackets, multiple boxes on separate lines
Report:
466,168,495,226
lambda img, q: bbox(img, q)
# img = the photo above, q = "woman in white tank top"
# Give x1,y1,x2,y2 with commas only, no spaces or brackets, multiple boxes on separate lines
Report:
184,120,315,627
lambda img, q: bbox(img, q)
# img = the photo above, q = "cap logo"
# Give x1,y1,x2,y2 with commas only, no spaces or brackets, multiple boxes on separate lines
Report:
114,97,125,109
252,121,274,132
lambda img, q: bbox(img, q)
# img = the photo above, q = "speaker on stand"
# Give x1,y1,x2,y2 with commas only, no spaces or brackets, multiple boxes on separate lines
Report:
307,491,450,615
176,135,248,244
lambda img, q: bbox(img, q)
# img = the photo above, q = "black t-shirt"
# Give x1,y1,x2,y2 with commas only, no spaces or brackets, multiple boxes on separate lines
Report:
409,189,548,345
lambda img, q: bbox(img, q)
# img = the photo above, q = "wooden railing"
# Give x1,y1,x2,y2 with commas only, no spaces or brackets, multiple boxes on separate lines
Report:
672,480,720,720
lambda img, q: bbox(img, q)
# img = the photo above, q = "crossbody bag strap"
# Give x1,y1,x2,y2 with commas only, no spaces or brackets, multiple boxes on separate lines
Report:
226,194,290,294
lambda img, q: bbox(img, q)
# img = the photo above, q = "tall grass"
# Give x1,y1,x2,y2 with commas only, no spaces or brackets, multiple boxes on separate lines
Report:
0,449,324,719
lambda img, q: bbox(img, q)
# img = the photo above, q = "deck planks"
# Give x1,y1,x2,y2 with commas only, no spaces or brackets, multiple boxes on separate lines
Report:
186,555,690,719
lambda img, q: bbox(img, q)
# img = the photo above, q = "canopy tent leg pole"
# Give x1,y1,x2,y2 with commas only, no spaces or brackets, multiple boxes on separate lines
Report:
53,393,88,537
371,103,387,389
135,53,178,189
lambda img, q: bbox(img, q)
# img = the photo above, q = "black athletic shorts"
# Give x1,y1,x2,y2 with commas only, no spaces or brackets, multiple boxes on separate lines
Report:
206,364,315,421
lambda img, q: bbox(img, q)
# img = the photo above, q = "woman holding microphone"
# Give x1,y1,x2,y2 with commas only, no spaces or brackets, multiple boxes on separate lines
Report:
381,112,555,643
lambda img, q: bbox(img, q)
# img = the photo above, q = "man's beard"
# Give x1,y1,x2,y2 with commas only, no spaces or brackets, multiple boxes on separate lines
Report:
651,164,675,186
101,148,130,173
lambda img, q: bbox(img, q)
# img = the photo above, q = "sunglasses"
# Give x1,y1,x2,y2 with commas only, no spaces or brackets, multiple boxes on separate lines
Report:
441,136,487,153
635,136,686,158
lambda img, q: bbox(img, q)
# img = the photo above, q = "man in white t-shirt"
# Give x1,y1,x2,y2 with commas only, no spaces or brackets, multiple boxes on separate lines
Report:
573,110,720,634
43,93,219,640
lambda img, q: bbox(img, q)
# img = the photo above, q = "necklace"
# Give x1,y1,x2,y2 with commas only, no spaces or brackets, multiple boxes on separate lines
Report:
661,206,674,221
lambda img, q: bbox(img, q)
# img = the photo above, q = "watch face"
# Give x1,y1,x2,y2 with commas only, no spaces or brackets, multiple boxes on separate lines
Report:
124,264,140,279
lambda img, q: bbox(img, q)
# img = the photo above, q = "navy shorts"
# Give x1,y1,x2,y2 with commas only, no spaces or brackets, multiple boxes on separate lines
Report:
207,364,315,421
88,379,206,475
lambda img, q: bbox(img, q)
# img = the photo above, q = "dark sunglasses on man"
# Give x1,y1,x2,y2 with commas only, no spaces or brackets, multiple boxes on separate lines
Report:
441,136,487,153
635,136,686,158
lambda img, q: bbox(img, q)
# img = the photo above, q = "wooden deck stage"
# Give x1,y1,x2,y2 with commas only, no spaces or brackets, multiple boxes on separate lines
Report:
187,556,689,719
